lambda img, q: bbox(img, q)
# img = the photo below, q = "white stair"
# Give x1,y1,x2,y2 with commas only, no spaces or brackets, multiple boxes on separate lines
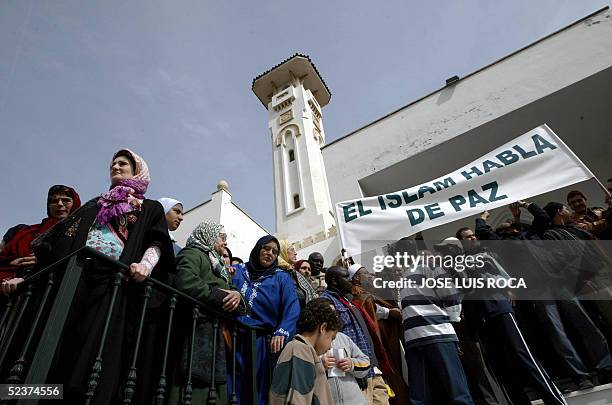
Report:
531,383,612,405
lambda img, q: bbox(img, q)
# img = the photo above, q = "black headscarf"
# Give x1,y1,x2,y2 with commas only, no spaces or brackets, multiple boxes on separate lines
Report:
246,235,280,281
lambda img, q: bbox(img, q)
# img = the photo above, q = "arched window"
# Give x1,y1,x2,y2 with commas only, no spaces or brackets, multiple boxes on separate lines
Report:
280,125,304,215
293,194,301,209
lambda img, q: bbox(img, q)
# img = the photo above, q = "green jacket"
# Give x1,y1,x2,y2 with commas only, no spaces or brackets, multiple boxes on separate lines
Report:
173,246,235,385
174,246,233,303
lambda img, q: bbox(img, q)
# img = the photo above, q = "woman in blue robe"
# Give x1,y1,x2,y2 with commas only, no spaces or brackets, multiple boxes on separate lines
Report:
231,235,300,405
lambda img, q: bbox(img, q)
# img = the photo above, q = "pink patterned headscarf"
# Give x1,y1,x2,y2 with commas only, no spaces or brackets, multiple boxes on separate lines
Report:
96,149,150,225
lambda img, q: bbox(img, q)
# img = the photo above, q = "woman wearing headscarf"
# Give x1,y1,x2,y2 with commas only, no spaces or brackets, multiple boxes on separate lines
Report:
278,240,318,309
169,221,243,405
277,240,296,270
0,185,81,291
29,149,174,405
0,186,81,333
231,235,300,405
293,259,311,278
157,197,184,255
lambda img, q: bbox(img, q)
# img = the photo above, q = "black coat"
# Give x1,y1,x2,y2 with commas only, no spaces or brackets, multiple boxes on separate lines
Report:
33,197,174,405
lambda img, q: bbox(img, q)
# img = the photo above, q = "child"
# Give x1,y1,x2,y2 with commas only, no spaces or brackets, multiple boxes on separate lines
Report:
323,331,371,405
270,298,342,404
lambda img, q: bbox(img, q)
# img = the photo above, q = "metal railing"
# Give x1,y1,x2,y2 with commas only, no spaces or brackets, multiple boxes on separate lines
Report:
0,247,271,405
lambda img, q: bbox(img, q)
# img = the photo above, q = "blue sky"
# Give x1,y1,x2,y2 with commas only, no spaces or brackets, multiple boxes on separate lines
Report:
0,0,608,234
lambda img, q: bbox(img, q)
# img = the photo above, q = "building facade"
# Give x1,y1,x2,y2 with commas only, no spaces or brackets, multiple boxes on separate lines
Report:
174,181,269,261
180,8,611,268
251,7,612,264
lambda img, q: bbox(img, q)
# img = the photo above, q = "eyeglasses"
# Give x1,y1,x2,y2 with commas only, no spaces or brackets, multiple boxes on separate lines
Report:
261,245,279,256
218,233,227,241
49,197,73,205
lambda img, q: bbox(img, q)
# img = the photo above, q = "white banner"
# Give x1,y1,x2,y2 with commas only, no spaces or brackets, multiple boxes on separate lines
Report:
335,125,595,256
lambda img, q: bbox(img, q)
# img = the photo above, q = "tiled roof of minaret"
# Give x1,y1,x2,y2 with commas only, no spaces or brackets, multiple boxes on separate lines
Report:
252,53,332,107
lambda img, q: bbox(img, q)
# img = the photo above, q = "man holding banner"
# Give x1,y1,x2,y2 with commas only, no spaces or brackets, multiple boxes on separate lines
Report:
334,125,612,404
456,225,570,404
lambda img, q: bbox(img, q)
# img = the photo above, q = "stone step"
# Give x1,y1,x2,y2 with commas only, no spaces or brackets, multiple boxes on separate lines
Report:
531,383,612,405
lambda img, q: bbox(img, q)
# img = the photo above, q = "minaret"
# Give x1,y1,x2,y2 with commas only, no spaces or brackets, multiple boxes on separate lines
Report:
252,54,336,246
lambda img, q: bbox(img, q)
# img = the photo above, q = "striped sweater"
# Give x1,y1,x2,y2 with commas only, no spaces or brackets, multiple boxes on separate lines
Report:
401,263,463,349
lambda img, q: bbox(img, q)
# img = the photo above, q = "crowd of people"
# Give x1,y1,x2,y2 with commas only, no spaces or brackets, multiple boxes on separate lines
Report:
0,147,611,405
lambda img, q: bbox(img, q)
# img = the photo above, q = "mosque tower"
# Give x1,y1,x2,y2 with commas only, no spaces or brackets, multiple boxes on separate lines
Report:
252,54,336,247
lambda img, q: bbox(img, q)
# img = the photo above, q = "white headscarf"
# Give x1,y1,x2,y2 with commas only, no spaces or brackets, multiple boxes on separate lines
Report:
158,197,183,214
157,197,183,242
348,263,364,280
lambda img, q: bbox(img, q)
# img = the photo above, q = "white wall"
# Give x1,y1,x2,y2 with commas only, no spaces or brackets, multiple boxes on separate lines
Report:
173,197,220,247
295,236,342,269
219,192,269,261
173,189,269,261
322,9,612,206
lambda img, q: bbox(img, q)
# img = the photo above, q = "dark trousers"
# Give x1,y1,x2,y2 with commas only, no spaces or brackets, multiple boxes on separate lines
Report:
405,341,474,405
481,313,567,405
455,321,510,405
534,297,612,378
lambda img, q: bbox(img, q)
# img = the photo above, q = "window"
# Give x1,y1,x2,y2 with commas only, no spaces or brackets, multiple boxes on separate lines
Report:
293,194,301,209
288,149,295,162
